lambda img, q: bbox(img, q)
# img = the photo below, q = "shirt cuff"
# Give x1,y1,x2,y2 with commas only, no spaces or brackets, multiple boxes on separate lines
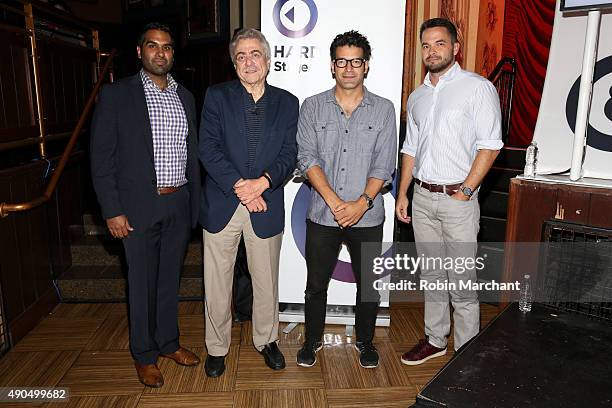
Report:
400,146,417,156
297,156,324,178
367,168,392,184
476,139,504,150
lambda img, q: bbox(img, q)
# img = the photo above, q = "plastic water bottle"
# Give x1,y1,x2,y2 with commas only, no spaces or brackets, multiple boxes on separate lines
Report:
519,274,533,312
524,142,538,178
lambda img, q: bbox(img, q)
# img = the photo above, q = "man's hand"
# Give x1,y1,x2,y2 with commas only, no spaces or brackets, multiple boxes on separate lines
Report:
327,197,344,218
395,195,411,224
245,196,268,213
334,199,368,228
450,190,470,202
234,177,269,204
106,215,134,238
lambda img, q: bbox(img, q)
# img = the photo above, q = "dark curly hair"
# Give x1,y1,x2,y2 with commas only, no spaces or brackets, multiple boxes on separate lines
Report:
419,18,458,43
330,30,371,61
138,22,174,47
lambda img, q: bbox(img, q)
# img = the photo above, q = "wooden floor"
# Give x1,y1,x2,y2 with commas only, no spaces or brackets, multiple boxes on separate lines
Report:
0,302,500,408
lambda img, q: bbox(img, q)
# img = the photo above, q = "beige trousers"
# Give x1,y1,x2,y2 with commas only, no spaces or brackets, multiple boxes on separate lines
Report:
203,204,282,356
412,184,481,351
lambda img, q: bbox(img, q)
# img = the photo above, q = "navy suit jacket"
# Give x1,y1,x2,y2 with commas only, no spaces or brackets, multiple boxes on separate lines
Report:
90,74,201,229
199,80,299,238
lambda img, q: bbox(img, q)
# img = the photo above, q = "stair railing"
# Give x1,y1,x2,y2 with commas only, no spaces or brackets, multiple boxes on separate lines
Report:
488,57,517,144
0,48,117,218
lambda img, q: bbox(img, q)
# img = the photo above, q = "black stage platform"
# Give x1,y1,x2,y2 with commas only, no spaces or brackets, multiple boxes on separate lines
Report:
413,303,612,408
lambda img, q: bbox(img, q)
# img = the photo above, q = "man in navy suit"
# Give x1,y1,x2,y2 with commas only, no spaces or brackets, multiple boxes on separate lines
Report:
90,23,201,388
199,28,298,377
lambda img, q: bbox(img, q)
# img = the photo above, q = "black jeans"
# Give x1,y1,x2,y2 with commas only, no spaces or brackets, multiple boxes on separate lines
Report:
304,220,383,344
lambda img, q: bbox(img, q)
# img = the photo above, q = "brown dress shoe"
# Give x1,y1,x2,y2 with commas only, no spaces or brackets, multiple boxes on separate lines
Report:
160,347,201,366
134,362,164,388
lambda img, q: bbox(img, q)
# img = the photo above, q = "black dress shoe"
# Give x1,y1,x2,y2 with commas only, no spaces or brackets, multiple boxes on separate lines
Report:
258,342,286,370
205,355,226,377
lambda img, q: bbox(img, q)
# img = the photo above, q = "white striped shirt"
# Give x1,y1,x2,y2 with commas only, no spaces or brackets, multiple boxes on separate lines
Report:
401,62,503,184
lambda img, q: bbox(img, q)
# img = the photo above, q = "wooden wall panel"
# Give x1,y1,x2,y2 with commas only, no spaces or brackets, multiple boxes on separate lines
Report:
0,162,50,320
588,194,612,229
0,29,37,142
35,40,96,135
556,189,590,225
0,153,83,328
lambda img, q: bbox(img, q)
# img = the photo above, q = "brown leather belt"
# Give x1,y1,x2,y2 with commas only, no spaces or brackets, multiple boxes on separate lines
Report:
157,186,181,195
414,178,462,196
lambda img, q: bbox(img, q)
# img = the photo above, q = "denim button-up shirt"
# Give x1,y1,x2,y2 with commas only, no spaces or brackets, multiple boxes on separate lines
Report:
297,87,397,227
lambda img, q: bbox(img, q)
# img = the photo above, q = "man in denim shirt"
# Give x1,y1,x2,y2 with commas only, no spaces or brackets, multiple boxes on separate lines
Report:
296,31,397,369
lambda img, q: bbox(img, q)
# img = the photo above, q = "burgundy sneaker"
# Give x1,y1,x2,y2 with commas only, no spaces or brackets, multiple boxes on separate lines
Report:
401,338,447,366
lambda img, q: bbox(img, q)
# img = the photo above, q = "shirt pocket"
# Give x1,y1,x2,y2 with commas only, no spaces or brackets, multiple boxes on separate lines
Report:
314,121,340,154
356,122,380,154
437,108,469,136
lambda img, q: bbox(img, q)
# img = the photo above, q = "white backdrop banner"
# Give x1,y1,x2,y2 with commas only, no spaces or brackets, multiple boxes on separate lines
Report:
260,0,405,307
533,0,612,178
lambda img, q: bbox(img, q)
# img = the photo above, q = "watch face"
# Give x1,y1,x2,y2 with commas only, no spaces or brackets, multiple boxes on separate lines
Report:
462,187,473,197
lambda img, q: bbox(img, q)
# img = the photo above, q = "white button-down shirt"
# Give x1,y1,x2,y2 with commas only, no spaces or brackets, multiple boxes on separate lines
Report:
401,62,503,184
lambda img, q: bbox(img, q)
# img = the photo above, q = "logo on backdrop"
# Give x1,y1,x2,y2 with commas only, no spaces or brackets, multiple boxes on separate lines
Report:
272,0,318,38
566,55,612,153
291,176,397,283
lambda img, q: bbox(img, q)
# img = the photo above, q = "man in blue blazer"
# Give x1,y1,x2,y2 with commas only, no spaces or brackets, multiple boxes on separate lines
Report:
91,23,201,387
199,28,298,377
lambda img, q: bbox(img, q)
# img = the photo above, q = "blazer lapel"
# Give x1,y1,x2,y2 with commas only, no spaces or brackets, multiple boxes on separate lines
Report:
229,81,248,161
129,74,154,159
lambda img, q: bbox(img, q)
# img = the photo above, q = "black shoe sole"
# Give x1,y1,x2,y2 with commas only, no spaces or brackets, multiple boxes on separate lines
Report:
353,344,379,369
296,343,323,368
205,365,225,377
258,347,286,370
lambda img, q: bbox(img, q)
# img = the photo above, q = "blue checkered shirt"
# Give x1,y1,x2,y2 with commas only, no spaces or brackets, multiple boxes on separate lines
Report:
140,69,188,188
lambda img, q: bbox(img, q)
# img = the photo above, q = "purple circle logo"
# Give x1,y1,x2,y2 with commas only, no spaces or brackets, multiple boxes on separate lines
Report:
272,0,318,39
290,174,397,283
291,184,357,283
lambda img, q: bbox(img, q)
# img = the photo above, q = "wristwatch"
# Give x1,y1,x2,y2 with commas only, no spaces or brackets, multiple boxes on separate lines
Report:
459,185,474,198
360,193,374,209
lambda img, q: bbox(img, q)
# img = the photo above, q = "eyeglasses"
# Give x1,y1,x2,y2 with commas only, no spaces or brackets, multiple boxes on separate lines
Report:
333,58,366,68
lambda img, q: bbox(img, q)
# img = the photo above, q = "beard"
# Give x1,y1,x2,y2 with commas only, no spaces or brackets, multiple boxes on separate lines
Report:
143,58,173,76
425,54,454,74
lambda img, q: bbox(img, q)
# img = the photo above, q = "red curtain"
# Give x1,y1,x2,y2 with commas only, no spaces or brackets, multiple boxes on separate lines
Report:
502,0,556,147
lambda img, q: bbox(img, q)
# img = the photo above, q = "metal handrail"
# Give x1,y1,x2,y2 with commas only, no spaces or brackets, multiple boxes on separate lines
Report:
0,48,116,218
488,57,516,81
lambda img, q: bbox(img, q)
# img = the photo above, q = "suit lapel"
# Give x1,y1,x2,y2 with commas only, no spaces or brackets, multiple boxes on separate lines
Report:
129,74,154,159
229,81,248,160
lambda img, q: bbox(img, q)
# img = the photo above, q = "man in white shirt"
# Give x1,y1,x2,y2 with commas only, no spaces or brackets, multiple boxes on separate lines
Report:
396,18,503,365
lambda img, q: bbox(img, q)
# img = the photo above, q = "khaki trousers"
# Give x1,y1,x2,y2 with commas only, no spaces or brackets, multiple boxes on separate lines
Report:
412,184,481,350
203,204,282,356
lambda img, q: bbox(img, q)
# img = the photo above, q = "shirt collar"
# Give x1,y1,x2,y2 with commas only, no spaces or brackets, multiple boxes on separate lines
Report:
423,61,461,88
140,69,178,92
241,82,267,102
325,86,373,107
